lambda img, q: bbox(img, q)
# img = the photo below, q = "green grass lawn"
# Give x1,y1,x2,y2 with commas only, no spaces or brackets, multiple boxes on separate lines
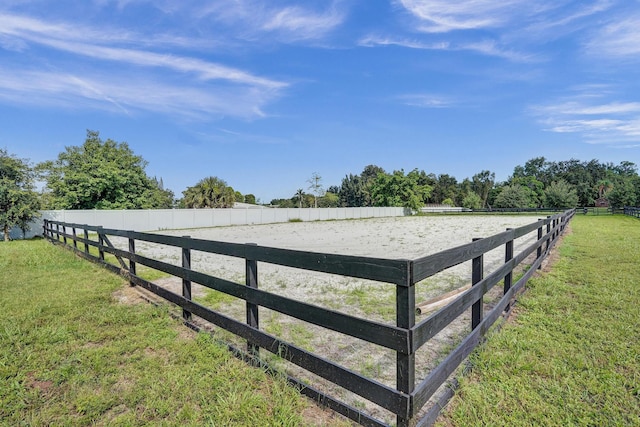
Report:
439,215,640,426
0,238,316,426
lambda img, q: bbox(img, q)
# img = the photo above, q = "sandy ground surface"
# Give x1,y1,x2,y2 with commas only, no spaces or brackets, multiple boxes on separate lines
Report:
112,215,545,423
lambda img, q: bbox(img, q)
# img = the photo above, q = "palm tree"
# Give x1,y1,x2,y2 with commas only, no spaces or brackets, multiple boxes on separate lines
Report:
182,176,235,208
596,179,613,199
295,188,305,208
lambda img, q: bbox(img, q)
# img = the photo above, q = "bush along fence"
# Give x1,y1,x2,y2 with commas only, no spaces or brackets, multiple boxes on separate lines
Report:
624,206,640,218
43,209,575,427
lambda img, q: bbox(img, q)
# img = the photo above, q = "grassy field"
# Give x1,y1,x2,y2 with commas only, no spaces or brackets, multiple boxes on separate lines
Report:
5,214,639,426
438,214,640,426
0,238,332,426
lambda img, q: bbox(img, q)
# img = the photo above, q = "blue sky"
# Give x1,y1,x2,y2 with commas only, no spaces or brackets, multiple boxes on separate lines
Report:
1,1,639,203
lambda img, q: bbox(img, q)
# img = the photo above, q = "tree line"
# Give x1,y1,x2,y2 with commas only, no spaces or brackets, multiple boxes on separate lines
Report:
2,130,639,239
272,158,640,211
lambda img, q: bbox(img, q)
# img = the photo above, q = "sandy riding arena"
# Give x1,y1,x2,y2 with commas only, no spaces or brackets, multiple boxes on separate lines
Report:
123,215,543,423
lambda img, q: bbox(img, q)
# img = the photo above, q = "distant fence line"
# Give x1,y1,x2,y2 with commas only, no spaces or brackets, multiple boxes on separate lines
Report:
8,207,407,240
44,209,575,427
623,206,640,218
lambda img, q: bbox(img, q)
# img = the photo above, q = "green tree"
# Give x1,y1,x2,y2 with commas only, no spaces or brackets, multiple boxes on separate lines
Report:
270,198,294,208
545,180,579,209
607,178,637,209
143,177,175,209
39,130,172,209
431,174,459,204
494,184,534,209
182,176,236,208
339,174,366,207
461,192,482,210
370,169,432,210
244,194,256,204
1,149,40,241
338,165,385,207
471,170,495,208
318,192,339,208
510,176,545,207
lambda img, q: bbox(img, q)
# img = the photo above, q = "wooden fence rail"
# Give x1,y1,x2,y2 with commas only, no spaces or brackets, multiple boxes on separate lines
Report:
624,206,640,218
43,209,575,427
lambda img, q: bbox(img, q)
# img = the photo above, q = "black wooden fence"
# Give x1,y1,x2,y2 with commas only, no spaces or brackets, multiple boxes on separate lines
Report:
624,206,640,218
43,209,575,427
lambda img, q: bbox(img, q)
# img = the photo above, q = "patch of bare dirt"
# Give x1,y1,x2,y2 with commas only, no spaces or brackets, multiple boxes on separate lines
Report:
112,284,146,305
25,372,54,393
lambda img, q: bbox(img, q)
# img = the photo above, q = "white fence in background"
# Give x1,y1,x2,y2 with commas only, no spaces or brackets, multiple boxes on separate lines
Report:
6,207,407,240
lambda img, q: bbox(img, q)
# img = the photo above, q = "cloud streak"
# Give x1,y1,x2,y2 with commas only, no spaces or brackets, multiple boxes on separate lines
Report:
198,0,346,43
0,67,275,119
0,11,287,119
585,14,640,58
397,0,544,33
531,94,640,145
398,93,456,108
358,34,533,62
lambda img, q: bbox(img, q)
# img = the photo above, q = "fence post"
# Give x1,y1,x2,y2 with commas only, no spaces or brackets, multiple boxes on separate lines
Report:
72,227,77,249
83,229,89,254
182,236,192,322
245,243,259,362
396,273,415,427
504,229,514,313
546,216,551,254
43,220,47,239
98,227,105,261
537,219,543,270
472,238,484,330
128,234,136,286
62,225,67,245
56,223,60,241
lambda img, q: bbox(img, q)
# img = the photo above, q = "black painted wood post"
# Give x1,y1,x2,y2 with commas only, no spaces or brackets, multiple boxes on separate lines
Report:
182,236,192,321
62,225,67,245
72,227,77,249
471,238,484,330
537,220,543,270
396,271,415,427
98,227,105,261
83,229,89,254
55,223,60,241
246,243,259,361
546,216,551,254
504,229,514,313
128,235,136,286
42,220,47,239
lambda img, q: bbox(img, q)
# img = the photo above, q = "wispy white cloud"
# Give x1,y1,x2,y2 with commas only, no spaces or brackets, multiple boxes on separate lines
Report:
585,14,640,58
198,0,346,43
0,13,283,88
0,67,276,119
399,93,455,108
358,34,449,50
0,11,287,119
261,5,345,40
522,0,612,37
397,0,541,33
391,0,614,63
531,91,640,145
358,34,534,62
